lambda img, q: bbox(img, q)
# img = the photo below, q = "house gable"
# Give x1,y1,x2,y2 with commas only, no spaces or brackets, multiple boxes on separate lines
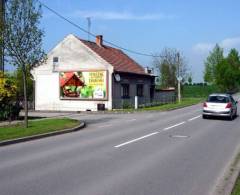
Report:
33,34,114,74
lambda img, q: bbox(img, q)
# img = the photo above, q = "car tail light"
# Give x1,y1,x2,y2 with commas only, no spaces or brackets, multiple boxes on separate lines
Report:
203,102,207,107
225,102,232,108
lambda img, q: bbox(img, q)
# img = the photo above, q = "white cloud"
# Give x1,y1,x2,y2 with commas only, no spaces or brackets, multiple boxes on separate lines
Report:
192,36,240,54
68,10,175,21
192,43,215,54
220,37,240,49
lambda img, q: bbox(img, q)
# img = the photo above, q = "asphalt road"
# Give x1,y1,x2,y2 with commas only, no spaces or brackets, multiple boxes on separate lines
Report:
1,100,240,195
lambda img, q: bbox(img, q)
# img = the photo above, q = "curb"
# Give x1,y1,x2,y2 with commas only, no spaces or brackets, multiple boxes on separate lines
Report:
213,146,240,195
0,122,85,147
221,155,240,195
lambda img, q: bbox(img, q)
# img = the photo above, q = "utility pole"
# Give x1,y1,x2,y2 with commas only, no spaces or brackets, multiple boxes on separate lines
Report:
86,17,91,41
0,0,5,73
177,52,182,103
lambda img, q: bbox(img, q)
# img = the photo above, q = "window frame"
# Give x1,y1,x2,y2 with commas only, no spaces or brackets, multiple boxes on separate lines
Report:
136,84,144,97
121,84,130,99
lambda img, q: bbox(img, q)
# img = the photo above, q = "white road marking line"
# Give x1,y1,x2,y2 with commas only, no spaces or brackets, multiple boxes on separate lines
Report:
114,132,159,148
114,116,200,148
127,119,137,122
188,115,201,121
163,122,186,131
99,124,112,128
146,115,153,118
170,135,189,138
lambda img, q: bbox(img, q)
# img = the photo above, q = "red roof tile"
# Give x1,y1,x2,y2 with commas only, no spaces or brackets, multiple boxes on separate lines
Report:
78,37,149,76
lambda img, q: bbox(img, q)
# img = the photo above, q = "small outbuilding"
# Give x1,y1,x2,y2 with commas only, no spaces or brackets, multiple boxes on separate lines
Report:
32,34,155,111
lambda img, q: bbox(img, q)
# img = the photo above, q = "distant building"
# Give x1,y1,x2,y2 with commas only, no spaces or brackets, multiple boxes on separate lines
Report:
32,34,155,111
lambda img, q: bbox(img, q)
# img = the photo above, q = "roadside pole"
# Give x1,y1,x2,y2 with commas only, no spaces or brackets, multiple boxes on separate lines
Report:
178,78,181,103
135,96,138,109
177,52,181,103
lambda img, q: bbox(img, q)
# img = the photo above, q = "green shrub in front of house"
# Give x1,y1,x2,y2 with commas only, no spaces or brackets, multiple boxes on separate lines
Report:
0,71,21,121
0,102,22,121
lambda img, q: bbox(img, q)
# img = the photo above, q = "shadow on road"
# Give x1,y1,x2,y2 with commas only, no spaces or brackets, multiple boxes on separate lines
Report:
203,115,239,121
83,117,115,125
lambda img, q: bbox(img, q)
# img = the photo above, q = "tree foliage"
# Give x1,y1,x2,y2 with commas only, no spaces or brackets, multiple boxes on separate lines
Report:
14,66,34,101
4,0,45,127
204,44,224,84
153,48,188,88
0,71,16,102
215,49,240,92
0,71,21,121
187,75,192,85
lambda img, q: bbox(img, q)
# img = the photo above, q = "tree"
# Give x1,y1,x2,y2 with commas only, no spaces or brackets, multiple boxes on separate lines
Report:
187,75,192,85
153,48,188,88
4,0,45,127
0,71,21,121
204,44,224,84
215,49,240,92
14,66,34,101
0,71,16,102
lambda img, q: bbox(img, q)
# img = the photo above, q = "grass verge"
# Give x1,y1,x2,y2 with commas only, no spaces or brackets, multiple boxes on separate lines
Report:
0,118,80,141
231,176,240,195
112,98,203,112
140,98,203,111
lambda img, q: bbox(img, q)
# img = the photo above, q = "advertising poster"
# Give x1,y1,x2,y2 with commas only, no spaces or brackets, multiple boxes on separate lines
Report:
59,71,107,99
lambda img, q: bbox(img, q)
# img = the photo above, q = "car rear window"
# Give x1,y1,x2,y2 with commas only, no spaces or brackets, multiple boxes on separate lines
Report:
207,96,230,103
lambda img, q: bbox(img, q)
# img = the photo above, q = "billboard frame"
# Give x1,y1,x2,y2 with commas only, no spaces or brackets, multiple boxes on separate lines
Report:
59,69,109,101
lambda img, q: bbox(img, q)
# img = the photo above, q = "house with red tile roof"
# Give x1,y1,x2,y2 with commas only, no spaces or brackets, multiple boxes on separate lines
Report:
32,34,155,111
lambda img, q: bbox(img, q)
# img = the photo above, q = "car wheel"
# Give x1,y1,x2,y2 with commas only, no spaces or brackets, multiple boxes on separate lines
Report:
202,115,207,119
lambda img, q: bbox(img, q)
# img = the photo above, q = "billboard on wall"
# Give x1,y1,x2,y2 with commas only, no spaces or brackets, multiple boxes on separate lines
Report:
59,71,107,100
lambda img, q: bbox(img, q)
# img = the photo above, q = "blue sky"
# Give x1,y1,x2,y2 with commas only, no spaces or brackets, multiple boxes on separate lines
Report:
8,0,240,82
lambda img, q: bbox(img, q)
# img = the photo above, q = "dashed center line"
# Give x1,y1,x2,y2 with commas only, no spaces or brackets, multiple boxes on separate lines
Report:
114,132,159,148
99,124,112,128
114,114,201,148
127,119,137,122
163,122,186,131
188,115,201,121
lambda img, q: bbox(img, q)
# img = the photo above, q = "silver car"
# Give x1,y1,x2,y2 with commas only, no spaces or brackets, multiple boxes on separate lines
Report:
202,93,238,120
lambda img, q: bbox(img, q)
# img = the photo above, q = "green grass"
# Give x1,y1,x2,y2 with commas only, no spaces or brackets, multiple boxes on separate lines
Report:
182,85,219,98
112,98,203,112
0,118,80,141
231,176,240,195
140,98,203,111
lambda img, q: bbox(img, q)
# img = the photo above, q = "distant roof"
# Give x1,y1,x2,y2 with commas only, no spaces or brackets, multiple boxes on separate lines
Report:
77,37,150,76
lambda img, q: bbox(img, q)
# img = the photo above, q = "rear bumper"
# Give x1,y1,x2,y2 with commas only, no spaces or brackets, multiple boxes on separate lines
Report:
202,110,231,117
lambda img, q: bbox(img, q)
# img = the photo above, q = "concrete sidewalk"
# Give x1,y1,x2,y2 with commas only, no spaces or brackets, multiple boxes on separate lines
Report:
22,110,77,118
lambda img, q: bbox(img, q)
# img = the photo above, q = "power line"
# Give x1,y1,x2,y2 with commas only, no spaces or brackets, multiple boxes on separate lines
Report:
38,0,163,58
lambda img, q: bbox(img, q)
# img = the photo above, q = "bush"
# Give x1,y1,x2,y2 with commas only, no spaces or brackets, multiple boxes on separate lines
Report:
0,102,22,121
122,99,134,109
0,71,20,121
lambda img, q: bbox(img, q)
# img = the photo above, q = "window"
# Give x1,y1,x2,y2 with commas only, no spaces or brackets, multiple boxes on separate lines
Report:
121,84,129,98
208,96,230,103
136,84,143,97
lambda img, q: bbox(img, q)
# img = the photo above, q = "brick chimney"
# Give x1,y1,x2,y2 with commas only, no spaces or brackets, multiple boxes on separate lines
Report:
96,35,103,47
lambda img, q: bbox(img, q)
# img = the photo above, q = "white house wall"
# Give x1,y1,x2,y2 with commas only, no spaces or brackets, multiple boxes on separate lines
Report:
33,34,113,111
